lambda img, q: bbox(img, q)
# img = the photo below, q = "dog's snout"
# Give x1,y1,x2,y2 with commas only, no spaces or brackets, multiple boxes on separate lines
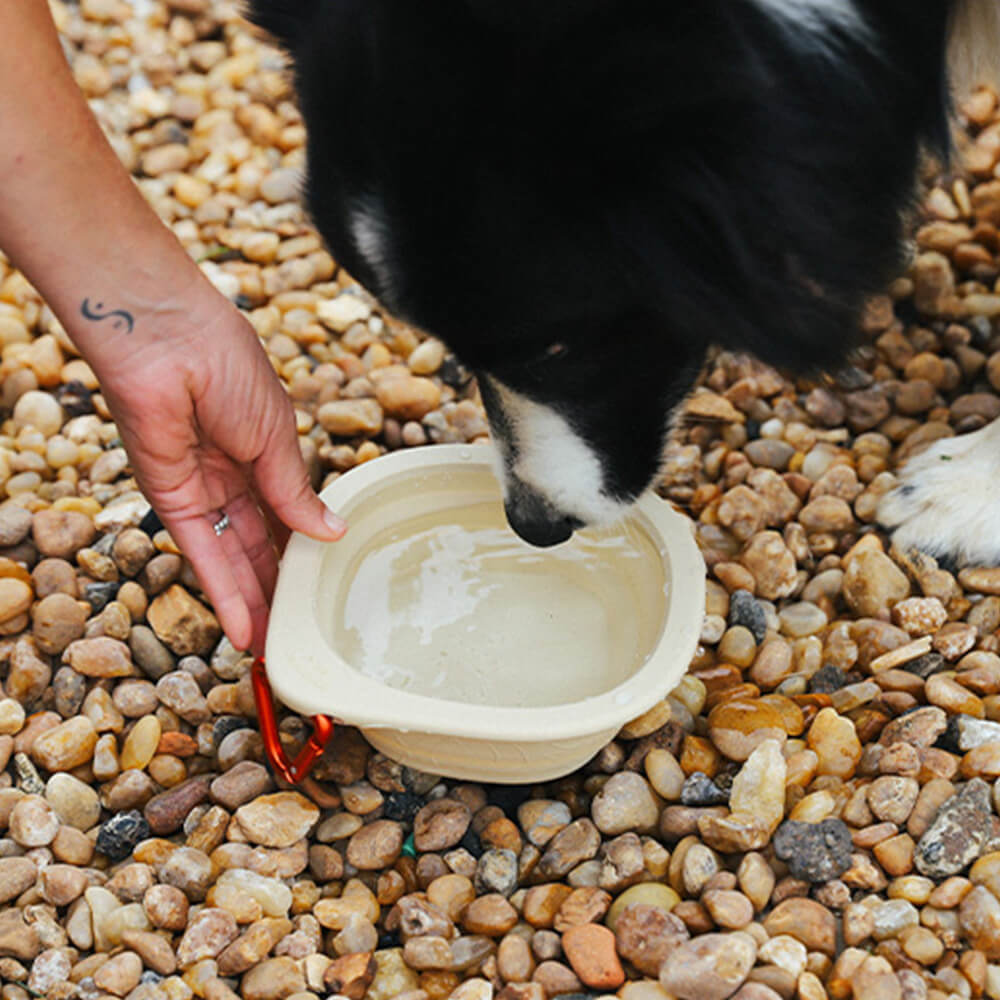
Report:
504,490,582,548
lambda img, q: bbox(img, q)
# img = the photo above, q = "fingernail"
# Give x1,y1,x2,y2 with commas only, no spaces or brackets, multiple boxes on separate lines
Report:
324,508,348,536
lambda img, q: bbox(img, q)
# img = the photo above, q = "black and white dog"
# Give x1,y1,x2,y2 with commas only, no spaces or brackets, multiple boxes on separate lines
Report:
249,0,999,559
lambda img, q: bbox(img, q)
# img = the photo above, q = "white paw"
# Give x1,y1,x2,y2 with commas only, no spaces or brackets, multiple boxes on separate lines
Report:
878,420,1000,567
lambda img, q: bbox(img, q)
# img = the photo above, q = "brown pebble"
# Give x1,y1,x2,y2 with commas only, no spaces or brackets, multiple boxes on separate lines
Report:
414,798,472,852
561,923,625,991
347,819,404,870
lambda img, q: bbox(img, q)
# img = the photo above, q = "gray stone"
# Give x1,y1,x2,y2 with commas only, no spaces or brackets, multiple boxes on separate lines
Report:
915,779,992,878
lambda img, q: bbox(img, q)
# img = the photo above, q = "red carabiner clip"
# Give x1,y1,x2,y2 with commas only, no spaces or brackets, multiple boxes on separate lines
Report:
251,658,336,785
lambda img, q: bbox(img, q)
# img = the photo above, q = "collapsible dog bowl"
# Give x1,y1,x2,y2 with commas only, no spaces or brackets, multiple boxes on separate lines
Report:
262,444,704,783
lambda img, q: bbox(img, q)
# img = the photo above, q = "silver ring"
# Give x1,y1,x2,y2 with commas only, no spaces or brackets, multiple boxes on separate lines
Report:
212,512,230,537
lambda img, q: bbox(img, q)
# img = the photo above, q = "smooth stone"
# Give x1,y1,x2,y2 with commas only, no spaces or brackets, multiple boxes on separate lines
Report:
729,738,786,834
708,701,788,762
45,772,100,830
660,931,757,1000
591,772,660,835
561,923,625,991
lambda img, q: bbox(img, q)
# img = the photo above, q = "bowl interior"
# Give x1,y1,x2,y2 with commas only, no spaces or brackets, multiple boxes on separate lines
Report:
314,461,668,709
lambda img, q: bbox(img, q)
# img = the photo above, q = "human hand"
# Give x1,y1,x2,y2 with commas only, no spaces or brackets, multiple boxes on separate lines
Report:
95,290,346,656
0,0,344,654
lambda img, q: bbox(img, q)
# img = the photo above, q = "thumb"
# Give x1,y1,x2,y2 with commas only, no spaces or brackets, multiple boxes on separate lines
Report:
253,425,347,542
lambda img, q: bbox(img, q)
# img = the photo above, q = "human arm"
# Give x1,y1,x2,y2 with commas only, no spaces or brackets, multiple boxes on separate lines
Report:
0,0,346,654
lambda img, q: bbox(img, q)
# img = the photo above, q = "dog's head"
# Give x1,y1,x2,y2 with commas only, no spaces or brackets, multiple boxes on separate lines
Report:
251,0,944,544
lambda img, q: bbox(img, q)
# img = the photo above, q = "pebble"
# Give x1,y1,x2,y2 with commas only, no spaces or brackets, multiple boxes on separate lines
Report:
322,402,386,443
374,374,442,421
660,931,757,1000
880,706,948,748
0,857,38,904
474,848,520,897
218,918,293,976
645,748,686,800
729,738,786,833
32,509,95,559
708,700,788,761
591,772,661,834
772,819,853,882
0,697,25,735
703,889,754,929
843,550,911,617
759,934,808,979
778,601,827,637
561,923,625,991
210,760,273,810
915,778,992,877
121,929,178,976
739,532,798,600
121,714,161,770
729,589,768,643
0,578,32,625
0,908,40,961
176,907,239,968
935,621,978,659
144,776,211,835
681,771,728,806
407,337,445,374
40,863,88,906
413,798,472,851
31,716,98,771
850,956,903,1000
518,799,572,845
233,791,320,847
156,671,210,723
27,948,73,996
537,819,601,879
143,884,189,931
960,566,1000,595
462,893,518,936
868,775,920,824
0,505,33,547
93,950,143,996
32,593,87,655
614,903,689,976
807,707,862,777
64,635,134,677
762,898,837,954
893,596,948,635
347,819,404,869
324,952,376,998
96,810,151,861
960,884,1000,958
147,584,221,656
955,714,1000,750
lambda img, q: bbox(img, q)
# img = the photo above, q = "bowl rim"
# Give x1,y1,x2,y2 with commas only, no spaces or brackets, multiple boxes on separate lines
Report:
266,443,705,740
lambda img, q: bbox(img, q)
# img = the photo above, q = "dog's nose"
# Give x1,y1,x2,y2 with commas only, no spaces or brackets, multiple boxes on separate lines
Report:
504,490,582,548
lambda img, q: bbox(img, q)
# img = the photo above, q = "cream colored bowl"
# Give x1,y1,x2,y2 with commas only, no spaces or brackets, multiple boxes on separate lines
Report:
266,444,704,782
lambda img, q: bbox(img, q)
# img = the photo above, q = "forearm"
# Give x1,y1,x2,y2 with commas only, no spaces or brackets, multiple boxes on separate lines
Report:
0,0,223,368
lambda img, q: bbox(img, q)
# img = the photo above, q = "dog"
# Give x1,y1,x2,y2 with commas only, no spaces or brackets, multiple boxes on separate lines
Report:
248,0,1000,559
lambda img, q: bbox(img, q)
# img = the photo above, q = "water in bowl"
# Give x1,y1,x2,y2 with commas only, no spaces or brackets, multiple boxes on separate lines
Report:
332,501,665,707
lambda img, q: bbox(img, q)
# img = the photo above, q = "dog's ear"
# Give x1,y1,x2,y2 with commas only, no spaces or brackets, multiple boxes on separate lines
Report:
244,0,318,45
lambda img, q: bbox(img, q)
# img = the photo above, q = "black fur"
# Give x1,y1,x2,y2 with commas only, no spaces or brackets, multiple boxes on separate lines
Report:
248,0,957,540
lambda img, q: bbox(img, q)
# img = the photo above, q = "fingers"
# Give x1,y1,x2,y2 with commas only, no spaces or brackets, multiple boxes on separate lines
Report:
225,491,281,608
165,505,271,656
253,417,347,544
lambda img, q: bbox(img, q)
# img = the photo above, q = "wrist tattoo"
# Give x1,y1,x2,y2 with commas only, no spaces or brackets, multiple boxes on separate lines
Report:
80,298,135,334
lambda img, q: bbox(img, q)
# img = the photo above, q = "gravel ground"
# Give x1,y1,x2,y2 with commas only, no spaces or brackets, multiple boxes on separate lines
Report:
5,2,1000,1000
